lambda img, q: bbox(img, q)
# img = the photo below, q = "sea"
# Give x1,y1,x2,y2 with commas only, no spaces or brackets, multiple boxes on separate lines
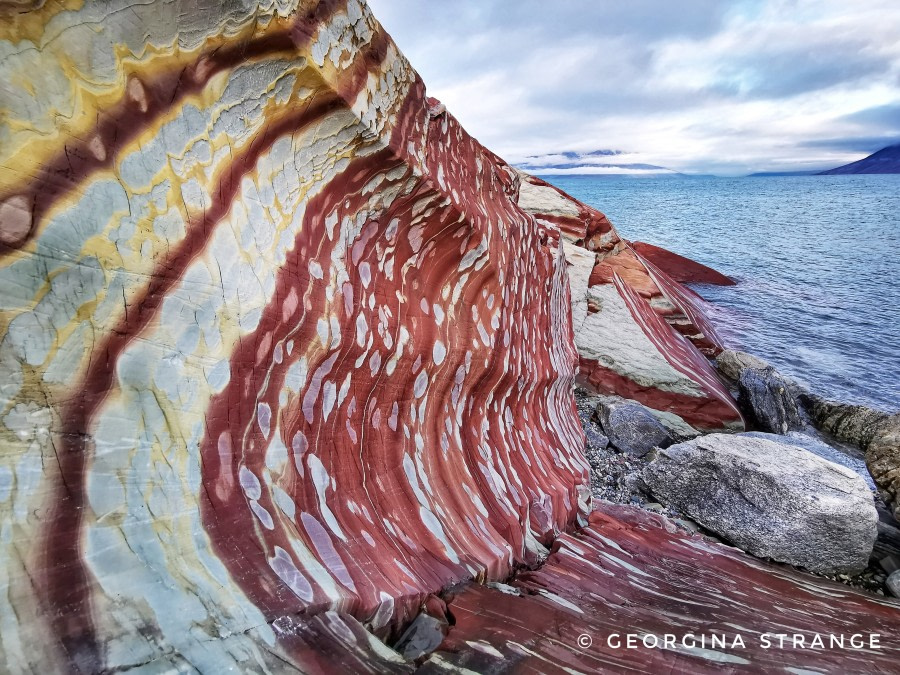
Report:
546,174,900,413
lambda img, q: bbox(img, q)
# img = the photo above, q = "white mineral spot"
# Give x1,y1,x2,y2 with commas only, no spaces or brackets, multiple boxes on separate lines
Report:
257,402,272,439
432,340,446,365
413,371,428,398
239,466,262,500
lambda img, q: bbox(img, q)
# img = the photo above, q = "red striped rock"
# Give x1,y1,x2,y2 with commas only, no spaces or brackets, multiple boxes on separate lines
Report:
428,504,900,673
515,175,742,431
0,1,587,670
632,241,736,286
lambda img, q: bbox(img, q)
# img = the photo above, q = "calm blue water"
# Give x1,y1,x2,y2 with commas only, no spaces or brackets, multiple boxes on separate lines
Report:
546,175,900,412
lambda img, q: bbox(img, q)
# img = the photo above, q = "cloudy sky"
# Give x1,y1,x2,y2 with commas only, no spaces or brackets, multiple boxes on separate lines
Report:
367,0,900,176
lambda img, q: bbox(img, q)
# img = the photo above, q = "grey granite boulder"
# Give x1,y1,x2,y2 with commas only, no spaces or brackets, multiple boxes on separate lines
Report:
738,431,875,490
888,570,900,599
796,389,900,521
595,398,674,458
642,434,878,574
738,367,803,434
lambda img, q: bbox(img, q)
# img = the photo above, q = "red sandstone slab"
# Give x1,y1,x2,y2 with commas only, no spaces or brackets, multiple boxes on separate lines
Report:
427,504,900,673
631,241,736,286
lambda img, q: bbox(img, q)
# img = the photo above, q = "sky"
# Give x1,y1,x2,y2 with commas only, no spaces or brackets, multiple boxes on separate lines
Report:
366,0,900,176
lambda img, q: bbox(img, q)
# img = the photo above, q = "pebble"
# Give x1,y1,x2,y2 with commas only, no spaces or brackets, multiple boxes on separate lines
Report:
887,570,900,599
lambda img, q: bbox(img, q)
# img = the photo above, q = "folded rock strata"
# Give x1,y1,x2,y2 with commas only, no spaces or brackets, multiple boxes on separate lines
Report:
2,1,890,672
630,241,736,286
516,175,742,432
427,504,900,673
0,1,588,670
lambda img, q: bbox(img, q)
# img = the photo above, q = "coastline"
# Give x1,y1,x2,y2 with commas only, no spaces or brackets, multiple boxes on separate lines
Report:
2,1,899,672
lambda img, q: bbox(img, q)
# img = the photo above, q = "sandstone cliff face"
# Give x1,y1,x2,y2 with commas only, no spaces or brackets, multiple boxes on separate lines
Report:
515,173,743,432
0,1,587,670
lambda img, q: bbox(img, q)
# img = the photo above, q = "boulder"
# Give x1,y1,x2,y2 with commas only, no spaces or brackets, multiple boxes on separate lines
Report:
888,570,900,599
796,389,900,521
575,389,609,452
715,349,771,381
795,389,887,448
738,431,875,490
738,366,803,433
595,397,675,458
393,613,448,661
643,434,878,574
867,414,900,520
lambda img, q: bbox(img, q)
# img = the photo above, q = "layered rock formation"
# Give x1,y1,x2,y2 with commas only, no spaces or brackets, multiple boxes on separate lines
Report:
630,241,735,286
2,1,899,673
515,173,743,432
429,504,900,673
0,1,587,670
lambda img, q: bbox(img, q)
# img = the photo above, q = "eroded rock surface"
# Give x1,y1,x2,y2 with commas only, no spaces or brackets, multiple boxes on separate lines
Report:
515,174,743,433
427,504,900,673
798,389,900,520
0,1,587,670
867,415,900,520
643,435,878,574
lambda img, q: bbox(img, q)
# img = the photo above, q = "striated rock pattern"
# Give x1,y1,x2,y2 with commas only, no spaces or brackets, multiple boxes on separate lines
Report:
630,241,735,286
0,1,588,671
516,176,742,432
427,504,900,673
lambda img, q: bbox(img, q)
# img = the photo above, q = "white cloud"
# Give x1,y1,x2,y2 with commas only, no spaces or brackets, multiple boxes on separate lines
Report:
367,0,900,175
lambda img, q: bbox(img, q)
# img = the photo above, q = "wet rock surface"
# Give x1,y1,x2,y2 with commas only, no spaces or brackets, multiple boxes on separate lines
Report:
738,366,803,433
797,388,900,521
642,434,878,574
715,348,771,381
798,389,889,448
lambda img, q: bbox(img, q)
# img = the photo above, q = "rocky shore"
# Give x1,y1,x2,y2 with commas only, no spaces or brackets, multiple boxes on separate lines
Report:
575,348,899,597
1,0,899,672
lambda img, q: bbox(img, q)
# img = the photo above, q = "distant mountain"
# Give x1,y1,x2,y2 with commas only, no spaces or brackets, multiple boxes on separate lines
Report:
516,150,682,176
747,171,818,177
817,144,900,175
